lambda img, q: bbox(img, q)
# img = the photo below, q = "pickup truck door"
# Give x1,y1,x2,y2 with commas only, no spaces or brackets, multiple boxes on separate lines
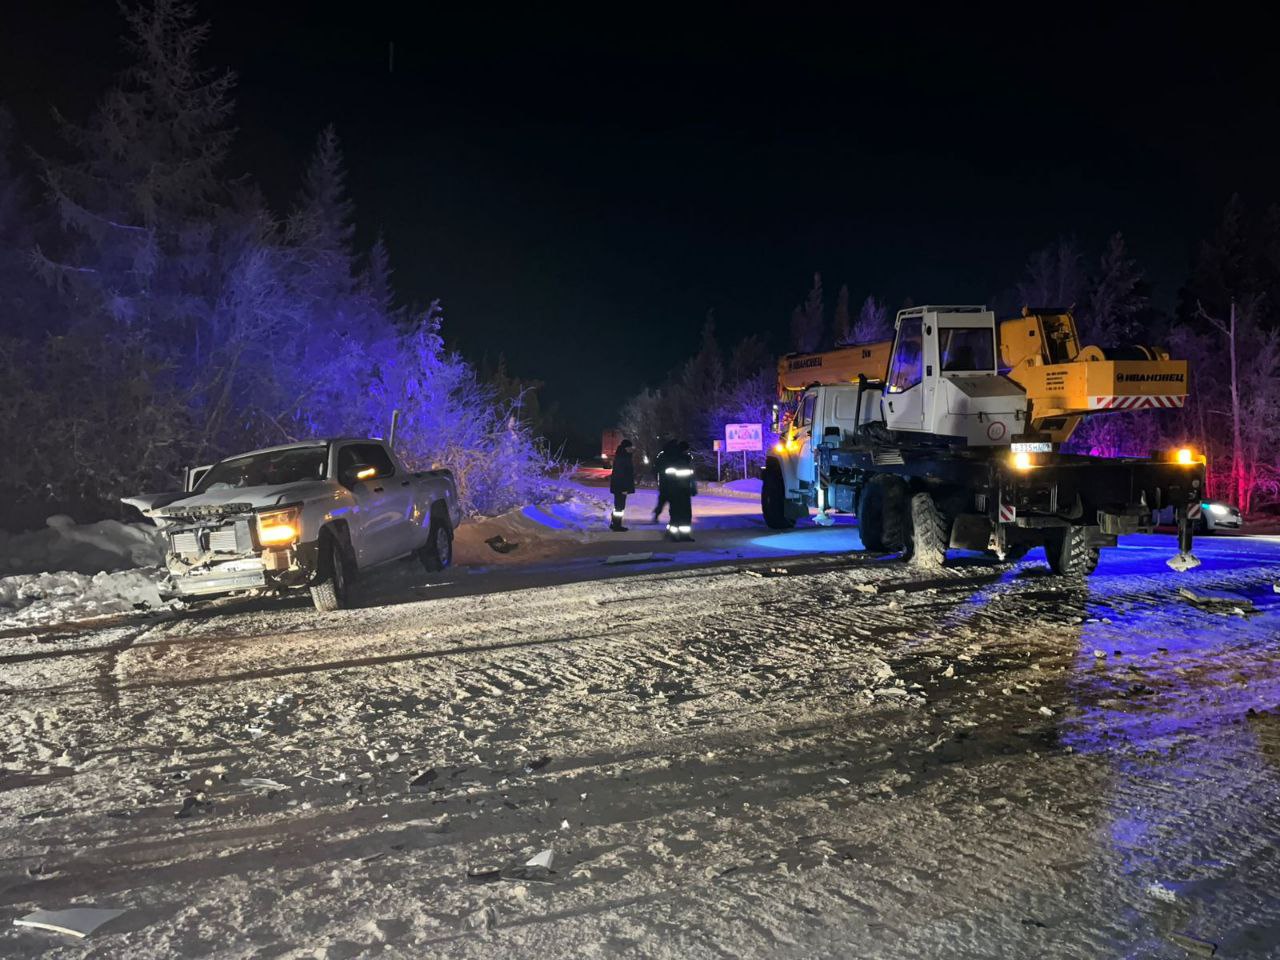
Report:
337,443,416,567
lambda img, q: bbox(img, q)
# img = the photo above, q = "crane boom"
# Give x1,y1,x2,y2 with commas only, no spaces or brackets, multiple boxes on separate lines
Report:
777,308,1188,443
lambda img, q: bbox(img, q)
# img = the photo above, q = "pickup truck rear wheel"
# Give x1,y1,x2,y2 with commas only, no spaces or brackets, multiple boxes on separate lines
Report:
418,516,454,572
310,535,350,612
1044,526,1100,577
762,460,796,530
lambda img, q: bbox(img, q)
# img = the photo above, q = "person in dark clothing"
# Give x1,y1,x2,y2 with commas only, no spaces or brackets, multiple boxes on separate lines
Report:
608,439,636,531
651,438,678,524
664,441,697,541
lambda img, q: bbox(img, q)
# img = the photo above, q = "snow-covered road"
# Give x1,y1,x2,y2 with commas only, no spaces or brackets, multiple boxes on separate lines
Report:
2,501,1279,957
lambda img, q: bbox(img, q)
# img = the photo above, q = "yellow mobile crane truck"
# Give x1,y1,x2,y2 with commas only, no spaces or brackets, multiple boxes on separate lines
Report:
765,305,1203,574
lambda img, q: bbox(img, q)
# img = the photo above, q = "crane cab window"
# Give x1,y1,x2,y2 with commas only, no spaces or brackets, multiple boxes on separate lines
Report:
887,318,923,393
939,327,996,372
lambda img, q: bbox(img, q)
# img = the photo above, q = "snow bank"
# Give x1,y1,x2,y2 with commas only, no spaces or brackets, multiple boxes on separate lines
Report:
454,490,612,567
0,568,170,629
723,477,762,494
0,514,165,576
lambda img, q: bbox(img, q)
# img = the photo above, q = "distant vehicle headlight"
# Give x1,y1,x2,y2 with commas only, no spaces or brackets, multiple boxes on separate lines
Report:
257,505,302,546
1206,503,1229,516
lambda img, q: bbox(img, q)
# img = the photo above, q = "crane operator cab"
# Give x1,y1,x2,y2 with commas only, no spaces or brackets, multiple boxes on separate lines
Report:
882,306,1026,445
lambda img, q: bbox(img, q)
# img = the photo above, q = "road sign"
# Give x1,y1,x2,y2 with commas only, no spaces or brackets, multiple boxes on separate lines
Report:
724,423,763,452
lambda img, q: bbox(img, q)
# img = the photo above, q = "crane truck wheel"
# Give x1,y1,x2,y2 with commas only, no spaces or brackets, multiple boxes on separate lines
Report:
875,475,910,554
856,482,886,551
907,492,949,570
1044,526,1100,577
761,459,796,530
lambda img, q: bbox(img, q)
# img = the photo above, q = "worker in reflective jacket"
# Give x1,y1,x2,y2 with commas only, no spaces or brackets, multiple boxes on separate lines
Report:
664,441,697,541
609,439,636,531
651,437,678,524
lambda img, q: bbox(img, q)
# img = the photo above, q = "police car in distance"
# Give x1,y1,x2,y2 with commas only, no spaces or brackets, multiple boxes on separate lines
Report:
1156,498,1243,534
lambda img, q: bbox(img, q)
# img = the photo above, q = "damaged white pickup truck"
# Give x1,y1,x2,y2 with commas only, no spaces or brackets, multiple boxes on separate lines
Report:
123,438,462,612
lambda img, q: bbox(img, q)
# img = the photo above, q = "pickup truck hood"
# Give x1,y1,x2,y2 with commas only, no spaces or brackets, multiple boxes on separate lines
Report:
127,481,336,519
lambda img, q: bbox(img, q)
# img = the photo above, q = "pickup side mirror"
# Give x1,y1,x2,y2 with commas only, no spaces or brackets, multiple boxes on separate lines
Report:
340,463,379,488
184,464,213,492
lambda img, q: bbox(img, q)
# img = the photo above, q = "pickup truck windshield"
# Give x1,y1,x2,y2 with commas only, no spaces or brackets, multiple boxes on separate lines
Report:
196,446,328,492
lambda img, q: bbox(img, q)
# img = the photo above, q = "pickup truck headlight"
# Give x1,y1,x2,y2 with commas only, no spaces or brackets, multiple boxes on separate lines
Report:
256,505,302,547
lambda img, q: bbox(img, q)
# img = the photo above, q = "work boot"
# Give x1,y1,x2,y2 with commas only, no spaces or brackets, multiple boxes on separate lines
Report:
610,520,629,532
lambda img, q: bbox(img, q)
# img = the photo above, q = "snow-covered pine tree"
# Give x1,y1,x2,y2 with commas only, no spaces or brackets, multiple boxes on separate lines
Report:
790,272,824,352
851,294,891,343
1017,239,1085,314
833,283,851,345
1085,233,1148,345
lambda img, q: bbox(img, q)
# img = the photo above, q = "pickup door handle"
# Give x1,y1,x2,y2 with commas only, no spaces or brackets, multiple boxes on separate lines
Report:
372,486,384,493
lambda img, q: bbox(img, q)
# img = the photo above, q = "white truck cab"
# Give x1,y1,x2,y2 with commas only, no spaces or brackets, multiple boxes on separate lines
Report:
776,307,1026,513
882,306,1025,444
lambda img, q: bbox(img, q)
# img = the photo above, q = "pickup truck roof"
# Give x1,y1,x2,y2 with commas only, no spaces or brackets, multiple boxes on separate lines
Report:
213,437,387,461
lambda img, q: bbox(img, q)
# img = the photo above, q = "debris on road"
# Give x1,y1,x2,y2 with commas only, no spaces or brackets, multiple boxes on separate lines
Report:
174,794,209,819
461,904,499,931
603,552,674,565
408,768,438,792
239,778,287,791
522,755,550,773
1168,931,1217,956
1178,586,1255,616
526,849,554,870
13,907,125,939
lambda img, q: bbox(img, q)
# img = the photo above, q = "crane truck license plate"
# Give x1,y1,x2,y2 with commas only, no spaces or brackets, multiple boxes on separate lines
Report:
1011,442,1052,453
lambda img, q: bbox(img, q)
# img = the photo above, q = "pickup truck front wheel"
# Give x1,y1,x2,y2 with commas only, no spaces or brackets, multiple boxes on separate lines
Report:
310,534,351,612
418,515,454,573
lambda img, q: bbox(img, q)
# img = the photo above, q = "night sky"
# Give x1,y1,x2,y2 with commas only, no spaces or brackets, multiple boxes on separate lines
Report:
4,5,1277,443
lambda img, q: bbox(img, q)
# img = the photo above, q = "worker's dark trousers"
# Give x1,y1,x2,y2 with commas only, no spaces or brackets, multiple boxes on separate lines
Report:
668,492,692,531
653,485,669,520
611,492,628,529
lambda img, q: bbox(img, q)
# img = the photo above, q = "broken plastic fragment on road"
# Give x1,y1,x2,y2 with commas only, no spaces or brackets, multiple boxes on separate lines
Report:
13,907,125,939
